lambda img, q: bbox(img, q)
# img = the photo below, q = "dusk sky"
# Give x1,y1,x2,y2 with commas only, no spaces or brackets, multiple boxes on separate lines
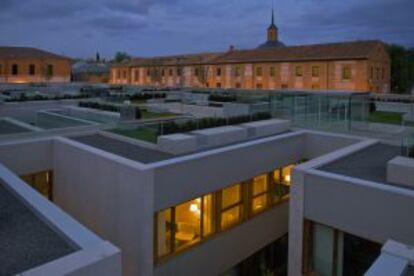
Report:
0,0,413,59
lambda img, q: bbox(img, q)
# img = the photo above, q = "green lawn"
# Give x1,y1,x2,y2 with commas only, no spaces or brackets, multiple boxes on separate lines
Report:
141,110,176,120
368,111,404,125
110,127,158,143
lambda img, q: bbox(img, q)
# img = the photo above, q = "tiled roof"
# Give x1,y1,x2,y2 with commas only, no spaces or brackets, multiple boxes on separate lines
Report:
112,40,386,68
212,40,384,64
0,46,73,61
115,52,223,68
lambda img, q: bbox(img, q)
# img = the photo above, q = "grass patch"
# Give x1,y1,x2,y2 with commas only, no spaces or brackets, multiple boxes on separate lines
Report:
110,128,158,143
368,111,403,125
141,110,176,120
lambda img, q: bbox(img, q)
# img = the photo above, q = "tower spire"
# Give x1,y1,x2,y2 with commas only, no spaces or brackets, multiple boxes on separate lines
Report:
271,0,274,25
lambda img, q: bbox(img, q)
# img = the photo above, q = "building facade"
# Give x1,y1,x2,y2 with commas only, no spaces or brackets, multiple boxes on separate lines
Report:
111,12,391,93
0,46,72,83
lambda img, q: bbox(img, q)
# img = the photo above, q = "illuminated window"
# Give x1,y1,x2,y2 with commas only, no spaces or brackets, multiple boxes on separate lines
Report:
281,84,288,89
376,67,380,80
156,208,172,257
235,83,241,88
147,69,151,76
116,69,121,79
122,70,127,79
12,64,18,75
195,68,199,77
29,64,35,76
273,165,293,203
256,83,263,89
216,82,221,88
202,194,214,237
270,66,276,77
177,67,182,76
169,69,173,77
312,66,320,77
175,198,202,251
20,170,53,201
251,174,269,214
342,65,351,80
161,69,165,77
220,184,243,230
370,66,374,79
295,66,303,77
256,67,262,77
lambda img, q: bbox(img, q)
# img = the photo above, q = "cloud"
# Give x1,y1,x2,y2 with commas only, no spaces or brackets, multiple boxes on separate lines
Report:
86,15,147,32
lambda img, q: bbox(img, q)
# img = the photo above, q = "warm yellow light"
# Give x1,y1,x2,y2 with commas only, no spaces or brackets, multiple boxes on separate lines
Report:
190,203,199,213
284,174,291,183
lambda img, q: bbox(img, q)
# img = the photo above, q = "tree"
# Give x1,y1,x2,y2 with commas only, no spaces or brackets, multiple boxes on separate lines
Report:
387,44,414,94
114,51,131,63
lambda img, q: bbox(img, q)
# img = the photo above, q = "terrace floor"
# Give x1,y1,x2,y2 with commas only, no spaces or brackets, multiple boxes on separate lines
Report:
0,181,76,275
0,120,31,135
319,143,407,188
71,134,174,164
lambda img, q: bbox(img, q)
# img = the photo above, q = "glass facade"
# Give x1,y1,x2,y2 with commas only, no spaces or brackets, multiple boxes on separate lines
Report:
303,221,381,276
155,162,302,261
20,170,53,200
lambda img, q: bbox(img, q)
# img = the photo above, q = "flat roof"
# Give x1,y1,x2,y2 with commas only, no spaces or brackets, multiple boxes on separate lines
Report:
71,134,174,164
319,143,406,188
0,120,31,135
0,181,76,275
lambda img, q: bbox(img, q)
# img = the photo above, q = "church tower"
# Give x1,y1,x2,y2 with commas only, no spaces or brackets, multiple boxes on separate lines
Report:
257,5,285,49
267,9,278,42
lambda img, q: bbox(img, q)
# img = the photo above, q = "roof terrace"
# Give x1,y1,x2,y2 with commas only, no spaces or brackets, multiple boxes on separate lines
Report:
0,181,77,275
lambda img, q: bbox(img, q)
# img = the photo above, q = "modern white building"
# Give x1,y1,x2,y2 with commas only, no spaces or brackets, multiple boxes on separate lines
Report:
0,110,413,275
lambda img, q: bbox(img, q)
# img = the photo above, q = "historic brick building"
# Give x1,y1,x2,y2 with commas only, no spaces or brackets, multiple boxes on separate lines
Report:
111,10,390,93
0,47,73,83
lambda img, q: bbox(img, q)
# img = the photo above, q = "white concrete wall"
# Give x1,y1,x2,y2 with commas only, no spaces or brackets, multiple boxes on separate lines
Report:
0,138,53,175
155,202,289,276
304,171,414,246
52,138,154,276
304,131,361,160
152,131,306,211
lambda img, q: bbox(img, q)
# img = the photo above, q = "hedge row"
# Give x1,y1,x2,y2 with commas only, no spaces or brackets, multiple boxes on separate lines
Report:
161,112,271,135
5,94,90,102
129,93,166,101
79,101,142,119
209,94,237,103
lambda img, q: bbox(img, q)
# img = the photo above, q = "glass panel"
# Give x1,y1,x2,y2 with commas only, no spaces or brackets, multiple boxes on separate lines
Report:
202,194,214,237
221,205,241,230
282,165,293,186
222,184,241,209
157,208,172,257
252,194,268,214
175,198,201,251
312,223,335,276
252,174,268,196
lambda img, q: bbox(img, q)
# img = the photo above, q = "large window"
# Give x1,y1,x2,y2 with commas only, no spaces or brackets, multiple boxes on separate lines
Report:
154,162,301,261
220,184,243,230
155,195,214,258
251,174,269,214
234,66,241,77
29,64,36,75
342,65,351,80
295,66,303,77
270,66,276,77
256,67,263,77
134,69,139,81
20,170,53,200
273,165,293,203
216,67,222,77
46,64,54,77
312,66,320,77
12,64,18,75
